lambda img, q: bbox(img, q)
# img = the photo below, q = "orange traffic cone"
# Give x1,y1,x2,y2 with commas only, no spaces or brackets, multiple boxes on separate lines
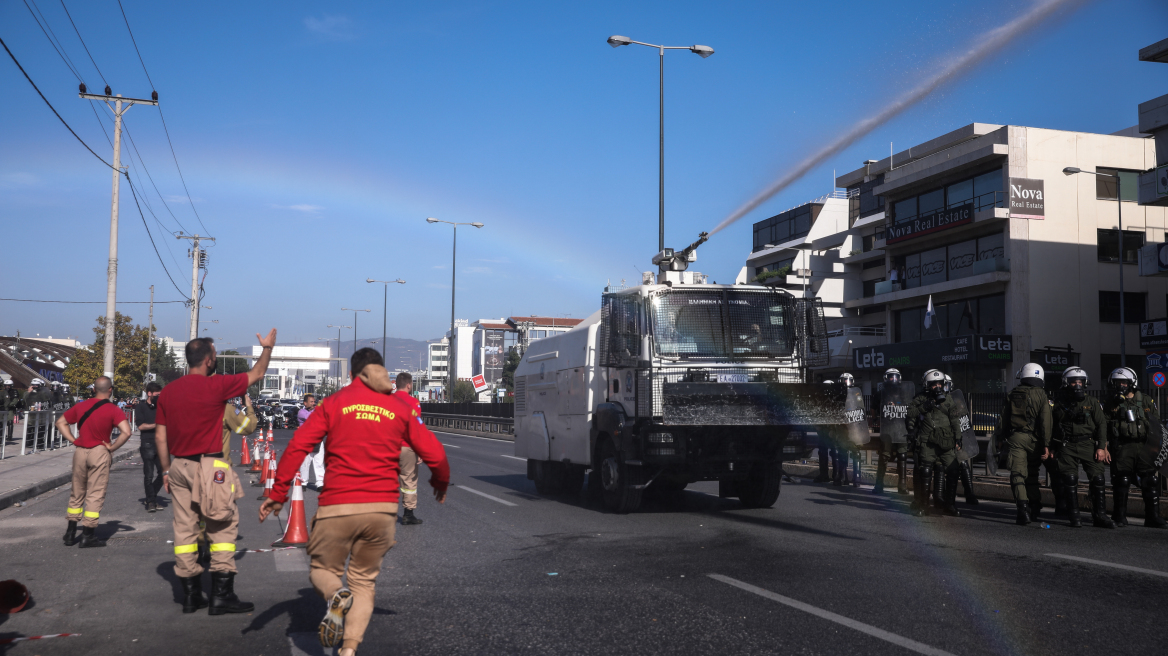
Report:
257,447,273,499
249,439,263,473
267,427,274,443
238,436,252,468
272,474,309,547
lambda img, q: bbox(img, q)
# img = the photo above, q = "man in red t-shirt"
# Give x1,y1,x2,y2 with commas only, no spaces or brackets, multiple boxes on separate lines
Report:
259,349,449,654
55,376,132,548
155,330,276,616
391,371,425,525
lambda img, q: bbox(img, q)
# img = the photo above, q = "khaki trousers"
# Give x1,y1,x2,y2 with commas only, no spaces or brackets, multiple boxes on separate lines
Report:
66,446,111,528
221,432,232,466
169,458,239,577
307,512,397,651
399,446,418,510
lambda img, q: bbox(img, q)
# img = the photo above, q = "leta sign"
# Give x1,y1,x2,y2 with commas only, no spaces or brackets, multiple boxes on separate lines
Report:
1009,177,1044,219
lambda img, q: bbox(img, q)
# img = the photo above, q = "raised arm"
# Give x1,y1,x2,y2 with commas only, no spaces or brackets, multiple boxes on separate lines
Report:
248,329,278,386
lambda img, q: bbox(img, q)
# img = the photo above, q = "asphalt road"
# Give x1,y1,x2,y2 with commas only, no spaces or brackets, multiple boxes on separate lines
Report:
2,429,1166,655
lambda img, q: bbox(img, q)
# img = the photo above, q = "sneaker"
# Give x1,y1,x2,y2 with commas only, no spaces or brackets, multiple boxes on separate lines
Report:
319,588,353,648
147,501,158,513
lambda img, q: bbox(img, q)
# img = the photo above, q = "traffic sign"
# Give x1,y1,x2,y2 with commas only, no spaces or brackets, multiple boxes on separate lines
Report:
1153,372,1165,388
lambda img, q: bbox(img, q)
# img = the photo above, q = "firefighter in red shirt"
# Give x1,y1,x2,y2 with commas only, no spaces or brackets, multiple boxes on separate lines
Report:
393,371,424,525
155,331,277,615
54,376,132,548
260,348,450,655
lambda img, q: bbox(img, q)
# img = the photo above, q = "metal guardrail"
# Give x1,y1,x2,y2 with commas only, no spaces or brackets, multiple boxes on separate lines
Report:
2,410,70,459
421,412,514,437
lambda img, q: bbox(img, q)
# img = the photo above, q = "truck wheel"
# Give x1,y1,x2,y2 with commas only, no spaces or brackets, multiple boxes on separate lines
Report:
738,461,782,509
598,439,642,513
530,460,560,496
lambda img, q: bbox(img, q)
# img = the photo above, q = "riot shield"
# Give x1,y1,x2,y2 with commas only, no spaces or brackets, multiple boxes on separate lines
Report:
950,389,980,462
844,387,870,446
879,381,914,444
1145,404,1166,470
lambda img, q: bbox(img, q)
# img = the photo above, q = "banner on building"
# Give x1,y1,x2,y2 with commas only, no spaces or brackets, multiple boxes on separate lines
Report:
1029,349,1078,374
1008,177,1045,219
484,330,505,383
852,334,1013,370
1140,318,1168,350
885,202,973,245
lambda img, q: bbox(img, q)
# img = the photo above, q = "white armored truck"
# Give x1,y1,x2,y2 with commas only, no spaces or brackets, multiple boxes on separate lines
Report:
513,234,864,512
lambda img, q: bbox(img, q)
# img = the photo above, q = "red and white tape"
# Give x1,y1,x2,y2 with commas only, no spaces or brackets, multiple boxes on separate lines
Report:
0,633,81,645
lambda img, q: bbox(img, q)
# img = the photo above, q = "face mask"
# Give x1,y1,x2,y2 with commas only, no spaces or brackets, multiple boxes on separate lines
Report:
1073,388,1085,401
208,358,218,375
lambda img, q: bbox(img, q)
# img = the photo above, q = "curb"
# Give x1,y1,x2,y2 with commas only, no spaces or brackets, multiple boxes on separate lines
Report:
0,446,140,512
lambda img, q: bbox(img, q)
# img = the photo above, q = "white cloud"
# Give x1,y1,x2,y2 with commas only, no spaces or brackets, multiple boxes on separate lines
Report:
463,266,492,274
304,15,357,41
273,204,324,213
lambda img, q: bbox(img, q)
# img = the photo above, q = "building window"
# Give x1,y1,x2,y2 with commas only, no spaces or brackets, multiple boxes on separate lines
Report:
1098,291,1146,323
898,232,1004,289
862,259,883,270
895,294,1005,342
754,258,794,281
752,204,821,251
1096,229,1144,264
889,168,1004,225
862,234,876,252
1096,168,1140,202
862,278,885,298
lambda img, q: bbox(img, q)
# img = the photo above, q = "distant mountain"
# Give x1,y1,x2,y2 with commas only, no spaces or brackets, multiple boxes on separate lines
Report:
284,336,438,371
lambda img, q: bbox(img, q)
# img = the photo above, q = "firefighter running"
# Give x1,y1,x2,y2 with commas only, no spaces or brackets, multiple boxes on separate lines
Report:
260,349,450,655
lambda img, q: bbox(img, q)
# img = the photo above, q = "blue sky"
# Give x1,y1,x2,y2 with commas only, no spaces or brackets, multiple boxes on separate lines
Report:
2,0,1165,349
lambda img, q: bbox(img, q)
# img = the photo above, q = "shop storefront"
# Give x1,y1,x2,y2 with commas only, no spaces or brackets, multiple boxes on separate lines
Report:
851,334,1013,393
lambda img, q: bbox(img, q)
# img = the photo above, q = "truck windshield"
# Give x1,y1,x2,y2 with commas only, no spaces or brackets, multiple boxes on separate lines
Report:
649,289,795,360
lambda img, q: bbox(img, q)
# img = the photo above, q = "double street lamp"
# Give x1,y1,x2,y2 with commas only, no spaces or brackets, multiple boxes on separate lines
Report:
340,308,370,358
327,324,351,380
1064,166,1128,368
427,217,484,400
607,35,714,252
366,278,406,359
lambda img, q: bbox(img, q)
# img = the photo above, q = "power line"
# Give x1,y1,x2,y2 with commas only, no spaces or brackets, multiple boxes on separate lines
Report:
121,141,188,275
0,35,114,169
0,298,186,304
122,172,191,299
22,0,82,82
121,121,190,235
114,0,212,239
57,0,106,84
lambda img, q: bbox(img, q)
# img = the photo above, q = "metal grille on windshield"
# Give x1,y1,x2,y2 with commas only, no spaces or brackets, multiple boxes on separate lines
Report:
640,366,803,417
648,288,796,360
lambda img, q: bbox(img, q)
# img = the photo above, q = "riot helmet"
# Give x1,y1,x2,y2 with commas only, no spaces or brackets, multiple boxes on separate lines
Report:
1109,367,1137,395
883,368,901,384
1017,363,1044,386
923,369,946,401
2,379,11,386
838,373,854,388
943,374,953,393
1123,367,1139,389
31,378,44,388
1062,367,1089,400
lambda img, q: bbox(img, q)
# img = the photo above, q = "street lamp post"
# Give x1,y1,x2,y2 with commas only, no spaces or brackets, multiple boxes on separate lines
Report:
607,35,714,253
341,308,370,359
1064,167,1127,368
426,217,485,400
327,324,350,381
366,278,406,359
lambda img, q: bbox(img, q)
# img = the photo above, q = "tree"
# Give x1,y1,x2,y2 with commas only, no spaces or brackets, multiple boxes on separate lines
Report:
150,338,183,384
218,349,250,376
451,380,477,403
500,348,522,403
64,313,151,397
752,266,790,284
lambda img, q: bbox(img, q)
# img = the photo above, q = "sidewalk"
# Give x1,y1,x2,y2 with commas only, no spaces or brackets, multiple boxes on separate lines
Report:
0,436,140,512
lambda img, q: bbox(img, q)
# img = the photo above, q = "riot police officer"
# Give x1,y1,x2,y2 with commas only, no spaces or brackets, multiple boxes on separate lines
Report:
996,363,1052,525
1050,367,1113,528
26,379,51,410
835,373,861,487
907,370,964,517
873,368,910,496
1103,368,1165,528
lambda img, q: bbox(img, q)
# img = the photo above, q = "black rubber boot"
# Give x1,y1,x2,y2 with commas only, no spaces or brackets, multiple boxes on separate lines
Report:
1089,476,1115,529
1064,474,1082,528
872,455,887,495
1029,499,1043,523
1141,475,1166,529
63,520,78,547
180,575,208,614
832,450,843,487
207,572,255,615
942,466,961,516
1016,500,1032,526
1112,476,1131,527
959,460,979,505
913,465,932,517
896,454,908,495
1052,471,1069,518
851,456,861,488
402,509,423,525
78,526,106,548
814,445,830,483
932,466,944,512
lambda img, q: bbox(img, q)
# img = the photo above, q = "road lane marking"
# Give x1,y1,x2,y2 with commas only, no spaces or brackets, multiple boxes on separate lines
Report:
434,431,513,444
708,574,956,656
1046,554,1168,578
456,485,518,506
501,455,526,461
440,443,461,448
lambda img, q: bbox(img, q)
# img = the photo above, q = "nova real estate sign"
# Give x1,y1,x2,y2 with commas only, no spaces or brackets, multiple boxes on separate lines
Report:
885,203,973,244
1008,177,1045,219
852,335,1013,370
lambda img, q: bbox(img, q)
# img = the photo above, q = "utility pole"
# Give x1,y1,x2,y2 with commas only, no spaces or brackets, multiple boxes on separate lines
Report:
145,285,153,390
80,89,158,379
177,234,215,340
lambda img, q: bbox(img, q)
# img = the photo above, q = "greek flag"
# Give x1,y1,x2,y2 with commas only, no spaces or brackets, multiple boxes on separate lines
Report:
924,295,936,329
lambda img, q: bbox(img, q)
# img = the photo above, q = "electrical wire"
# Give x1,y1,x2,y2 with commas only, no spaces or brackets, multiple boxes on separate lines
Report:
123,172,191,299
115,0,212,239
122,121,190,235
121,142,188,274
0,35,114,170
0,298,186,304
22,0,82,82
57,0,106,84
